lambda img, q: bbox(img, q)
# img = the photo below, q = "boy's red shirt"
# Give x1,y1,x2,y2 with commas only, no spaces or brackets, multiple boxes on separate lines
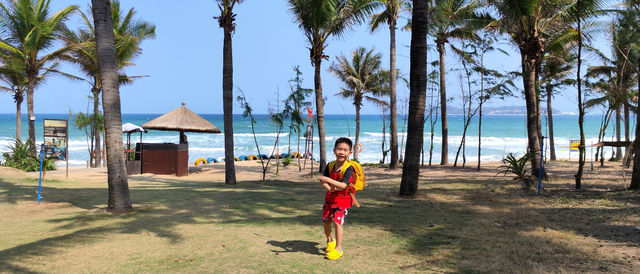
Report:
323,163,354,208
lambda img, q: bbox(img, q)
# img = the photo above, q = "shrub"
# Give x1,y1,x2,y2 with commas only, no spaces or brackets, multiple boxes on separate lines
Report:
1,139,56,172
497,152,534,188
282,156,293,166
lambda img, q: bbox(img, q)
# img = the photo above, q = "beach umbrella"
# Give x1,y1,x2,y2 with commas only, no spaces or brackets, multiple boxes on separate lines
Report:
142,102,221,142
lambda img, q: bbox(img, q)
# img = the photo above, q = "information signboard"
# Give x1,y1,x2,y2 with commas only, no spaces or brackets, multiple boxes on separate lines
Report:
570,140,580,152
43,119,68,160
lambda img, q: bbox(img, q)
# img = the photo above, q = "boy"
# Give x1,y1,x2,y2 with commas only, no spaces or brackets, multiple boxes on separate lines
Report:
317,137,355,260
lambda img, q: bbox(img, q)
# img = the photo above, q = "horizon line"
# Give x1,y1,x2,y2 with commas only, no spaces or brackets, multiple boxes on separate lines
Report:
0,112,585,116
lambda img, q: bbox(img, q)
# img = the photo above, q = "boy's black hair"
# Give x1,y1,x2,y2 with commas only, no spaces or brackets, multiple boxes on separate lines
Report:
334,137,353,151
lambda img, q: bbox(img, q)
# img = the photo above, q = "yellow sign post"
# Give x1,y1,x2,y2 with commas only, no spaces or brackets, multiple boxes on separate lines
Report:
569,140,580,161
570,140,580,151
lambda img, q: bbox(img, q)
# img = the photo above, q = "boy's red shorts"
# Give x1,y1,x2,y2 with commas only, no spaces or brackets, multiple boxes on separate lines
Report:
322,202,348,225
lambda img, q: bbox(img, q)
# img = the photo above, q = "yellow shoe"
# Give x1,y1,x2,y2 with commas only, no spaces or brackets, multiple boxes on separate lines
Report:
326,238,336,253
326,249,343,260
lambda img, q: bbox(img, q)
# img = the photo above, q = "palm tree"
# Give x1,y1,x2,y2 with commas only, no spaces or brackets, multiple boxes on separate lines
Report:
539,52,576,161
0,54,26,141
568,0,609,189
429,0,484,165
489,0,575,178
91,0,132,213
370,0,404,169
330,47,386,160
289,0,379,173
0,0,78,152
399,0,428,197
215,0,243,185
610,2,640,189
59,1,156,168
584,17,636,166
285,66,313,171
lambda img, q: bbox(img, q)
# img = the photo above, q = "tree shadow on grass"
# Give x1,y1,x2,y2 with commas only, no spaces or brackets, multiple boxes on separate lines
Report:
266,240,323,255
1,170,639,272
0,177,325,271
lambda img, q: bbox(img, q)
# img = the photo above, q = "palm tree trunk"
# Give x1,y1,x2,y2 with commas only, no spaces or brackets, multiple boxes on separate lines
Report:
223,25,237,185
477,99,482,170
389,17,399,169
454,114,472,167
521,51,544,178
92,0,132,213
93,89,102,168
624,103,629,144
631,59,640,190
546,86,556,161
297,125,302,172
429,108,436,166
26,79,36,155
313,58,327,173
382,110,387,163
15,97,22,141
437,41,448,165
601,109,612,166
288,128,292,154
399,0,427,197
575,13,585,189
477,63,484,171
354,100,361,160
616,107,622,159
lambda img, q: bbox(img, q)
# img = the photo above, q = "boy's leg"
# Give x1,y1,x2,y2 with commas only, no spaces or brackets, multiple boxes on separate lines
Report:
333,221,343,251
323,221,332,241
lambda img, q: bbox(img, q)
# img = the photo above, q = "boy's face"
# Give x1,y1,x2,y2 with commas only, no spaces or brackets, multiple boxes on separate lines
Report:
333,142,352,162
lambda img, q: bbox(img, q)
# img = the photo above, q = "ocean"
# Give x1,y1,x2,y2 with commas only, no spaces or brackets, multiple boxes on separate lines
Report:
0,113,624,167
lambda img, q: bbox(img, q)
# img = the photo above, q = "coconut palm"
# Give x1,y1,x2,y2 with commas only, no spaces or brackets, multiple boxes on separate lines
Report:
584,22,636,156
370,0,405,169
0,0,78,152
428,0,485,165
289,0,380,172
0,53,26,141
629,0,640,190
215,0,243,185
91,0,132,213
285,66,313,171
584,71,621,167
568,0,610,189
489,0,577,178
539,52,576,161
399,0,428,197
330,47,386,160
59,1,156,168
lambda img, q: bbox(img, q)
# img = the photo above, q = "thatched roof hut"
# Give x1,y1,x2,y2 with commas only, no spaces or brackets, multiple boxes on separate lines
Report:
142,103,221,134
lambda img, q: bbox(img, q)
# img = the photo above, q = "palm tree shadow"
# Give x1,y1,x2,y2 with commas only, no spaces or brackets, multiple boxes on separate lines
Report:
266,240,323,255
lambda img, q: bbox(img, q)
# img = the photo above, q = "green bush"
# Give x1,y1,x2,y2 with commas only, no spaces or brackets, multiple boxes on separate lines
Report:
1,139,57,172
282,156,293,166
497,152,534,188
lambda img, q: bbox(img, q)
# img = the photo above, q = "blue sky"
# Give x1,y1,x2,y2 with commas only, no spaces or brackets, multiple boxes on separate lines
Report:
0,0,603,115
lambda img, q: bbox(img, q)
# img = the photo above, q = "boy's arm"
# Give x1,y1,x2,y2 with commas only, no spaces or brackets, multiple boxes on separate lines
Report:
321,182,333,191
320,167,353,191
320,164,337,191
320,177,347,190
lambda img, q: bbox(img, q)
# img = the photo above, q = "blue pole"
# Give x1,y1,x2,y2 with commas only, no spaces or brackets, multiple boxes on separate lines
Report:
37,144,44,204
538,136,544,196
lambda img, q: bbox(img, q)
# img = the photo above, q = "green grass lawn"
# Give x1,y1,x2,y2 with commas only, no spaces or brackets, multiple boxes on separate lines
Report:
0,163,638,273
